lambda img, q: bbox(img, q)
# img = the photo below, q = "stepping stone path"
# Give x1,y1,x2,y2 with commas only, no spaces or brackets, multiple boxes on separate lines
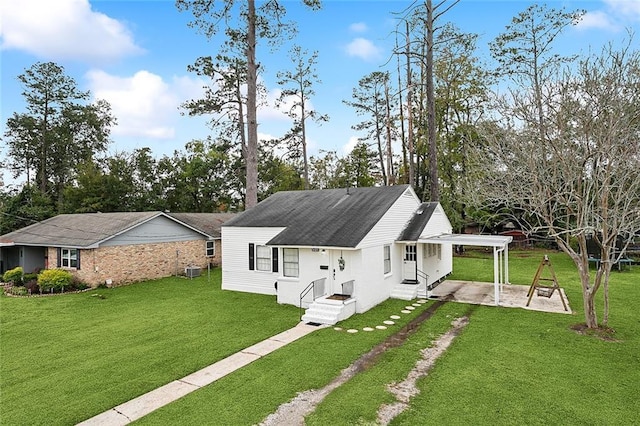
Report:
335,299,431,333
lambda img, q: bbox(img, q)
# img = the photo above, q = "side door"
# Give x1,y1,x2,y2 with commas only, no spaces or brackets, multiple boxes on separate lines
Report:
403,244,417,281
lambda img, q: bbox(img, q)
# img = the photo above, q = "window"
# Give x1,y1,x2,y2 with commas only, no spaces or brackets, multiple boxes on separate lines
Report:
61,249,77,268
256,245,271,271
283,248,299,277
425,244,441,259
404,245,417,261
206,240,215,257
383,245,391,274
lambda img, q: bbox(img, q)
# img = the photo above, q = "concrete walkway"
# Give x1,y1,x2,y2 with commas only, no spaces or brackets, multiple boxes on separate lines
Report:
78,322,323,426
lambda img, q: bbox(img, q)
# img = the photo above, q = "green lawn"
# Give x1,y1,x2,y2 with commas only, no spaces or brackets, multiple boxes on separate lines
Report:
138,250,640,425
0,269,301,425
2,251,639,425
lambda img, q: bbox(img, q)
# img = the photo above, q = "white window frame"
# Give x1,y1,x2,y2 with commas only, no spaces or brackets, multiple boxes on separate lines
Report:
206,240,215,257
383,245,391,274
283,248,299,277
256,245,271,271
61,248,78,268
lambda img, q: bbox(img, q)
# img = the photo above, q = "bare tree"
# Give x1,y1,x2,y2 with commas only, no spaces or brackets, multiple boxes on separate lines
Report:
276,46,329,190
472,41,640,329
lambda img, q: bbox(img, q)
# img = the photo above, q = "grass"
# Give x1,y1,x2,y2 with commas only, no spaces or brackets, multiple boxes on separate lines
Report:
2,250,639,425
0,269,300,425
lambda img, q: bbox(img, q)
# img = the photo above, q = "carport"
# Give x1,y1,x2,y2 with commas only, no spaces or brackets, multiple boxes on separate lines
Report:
419,234,513,305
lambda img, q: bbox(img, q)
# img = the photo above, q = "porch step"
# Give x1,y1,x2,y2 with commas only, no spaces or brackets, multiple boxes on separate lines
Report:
390,283,419,301
302,297,356,325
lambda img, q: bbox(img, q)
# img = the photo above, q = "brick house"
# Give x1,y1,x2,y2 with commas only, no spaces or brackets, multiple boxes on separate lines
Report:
0,211,235,287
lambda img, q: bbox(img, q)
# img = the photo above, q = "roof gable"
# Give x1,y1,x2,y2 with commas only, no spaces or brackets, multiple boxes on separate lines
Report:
224,185,412,248
397,202,440,241
0,212,228,248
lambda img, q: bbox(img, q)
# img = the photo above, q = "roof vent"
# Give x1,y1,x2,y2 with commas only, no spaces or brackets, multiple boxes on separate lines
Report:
416,209,424,215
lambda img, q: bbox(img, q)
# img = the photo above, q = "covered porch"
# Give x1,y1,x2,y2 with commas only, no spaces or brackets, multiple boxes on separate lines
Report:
419,234,512,305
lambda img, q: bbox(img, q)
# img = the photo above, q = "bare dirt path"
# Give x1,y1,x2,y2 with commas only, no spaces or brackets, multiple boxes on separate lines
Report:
258,300,468,426
376,316,469,425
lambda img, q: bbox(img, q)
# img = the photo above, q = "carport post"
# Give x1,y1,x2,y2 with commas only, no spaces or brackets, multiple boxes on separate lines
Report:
493,246,500,305
504,243,509,285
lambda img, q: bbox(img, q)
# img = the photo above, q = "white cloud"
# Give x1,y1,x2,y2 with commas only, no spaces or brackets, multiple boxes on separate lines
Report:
345,37,382,62
577,0,640,32
87,70,204,140
342,136,359,155
349,22,368,33
604,0,640,20
577,10,620,31
0,0,143,63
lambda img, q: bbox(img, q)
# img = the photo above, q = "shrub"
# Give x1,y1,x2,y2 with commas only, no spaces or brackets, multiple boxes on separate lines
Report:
68,275,89,291
23,273,38,282
3,267,23,285
37,269,73,293
24,279,40,295
6,286,28,296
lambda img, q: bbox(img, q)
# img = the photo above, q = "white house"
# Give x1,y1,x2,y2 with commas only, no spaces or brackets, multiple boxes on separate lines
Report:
221,185,457,325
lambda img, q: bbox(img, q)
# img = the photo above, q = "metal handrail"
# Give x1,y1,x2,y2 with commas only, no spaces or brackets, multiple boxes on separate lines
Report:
299,278,326,320
417,269,429,295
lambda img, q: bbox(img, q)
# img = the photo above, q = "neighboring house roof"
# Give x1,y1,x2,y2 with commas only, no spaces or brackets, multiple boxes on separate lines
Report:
223,185,412,248
0,211,234,248
396,202,439,242
167,212,236,238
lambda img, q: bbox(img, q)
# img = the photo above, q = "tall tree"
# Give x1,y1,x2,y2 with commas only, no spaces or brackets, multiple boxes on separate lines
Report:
3,62,114,206
489,4,584,145
276,46,328,189
473,42,640,329
176,0,322,208
434,24,491,231
344,71,395,185
395,0,460,200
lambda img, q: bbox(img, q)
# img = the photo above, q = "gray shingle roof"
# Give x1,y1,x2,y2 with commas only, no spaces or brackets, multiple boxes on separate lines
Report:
397,202,439,241
0,212,235,248
167,212,236,238
0,212,163,248
223,185,412,248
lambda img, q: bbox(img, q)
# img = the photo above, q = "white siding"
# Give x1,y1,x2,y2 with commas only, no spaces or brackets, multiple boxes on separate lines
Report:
356,245,398,313
221,226,285,295
419,204,453,238
357,187,420,249
277,247,332,306
102,215,203,247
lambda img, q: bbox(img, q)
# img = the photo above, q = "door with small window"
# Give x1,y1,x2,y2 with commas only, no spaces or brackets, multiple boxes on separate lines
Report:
403,244,417,281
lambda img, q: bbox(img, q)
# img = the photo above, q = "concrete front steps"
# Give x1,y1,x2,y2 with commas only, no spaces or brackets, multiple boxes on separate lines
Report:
390,282,421,300
301,296,357,325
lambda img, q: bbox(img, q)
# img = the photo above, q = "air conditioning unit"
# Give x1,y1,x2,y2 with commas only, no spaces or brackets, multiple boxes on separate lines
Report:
185,266,201,278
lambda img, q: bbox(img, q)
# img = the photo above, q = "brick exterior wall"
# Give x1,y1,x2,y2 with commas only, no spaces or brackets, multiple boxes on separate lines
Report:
47,239,221,287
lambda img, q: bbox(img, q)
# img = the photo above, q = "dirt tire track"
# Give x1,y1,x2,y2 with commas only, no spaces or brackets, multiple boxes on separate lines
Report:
258,299,458,426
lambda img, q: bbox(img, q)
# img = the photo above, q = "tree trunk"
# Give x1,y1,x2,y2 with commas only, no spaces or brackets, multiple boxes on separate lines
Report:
384,80,395,185
426,0,438,201
405,21,415,188
583,287,598,328
301,95,309,190
245,0,258,208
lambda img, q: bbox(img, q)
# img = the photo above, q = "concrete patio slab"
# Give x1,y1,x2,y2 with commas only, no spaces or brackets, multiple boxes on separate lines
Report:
431,280,572,314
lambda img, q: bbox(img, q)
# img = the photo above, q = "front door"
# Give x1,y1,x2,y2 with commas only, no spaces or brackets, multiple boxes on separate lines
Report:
332,250,351,295
403,244,417,281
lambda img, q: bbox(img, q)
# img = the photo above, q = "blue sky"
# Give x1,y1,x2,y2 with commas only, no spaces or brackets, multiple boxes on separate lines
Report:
1,0,639,186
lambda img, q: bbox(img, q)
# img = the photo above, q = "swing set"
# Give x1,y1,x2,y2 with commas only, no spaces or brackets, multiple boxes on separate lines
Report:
526,255,569,311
